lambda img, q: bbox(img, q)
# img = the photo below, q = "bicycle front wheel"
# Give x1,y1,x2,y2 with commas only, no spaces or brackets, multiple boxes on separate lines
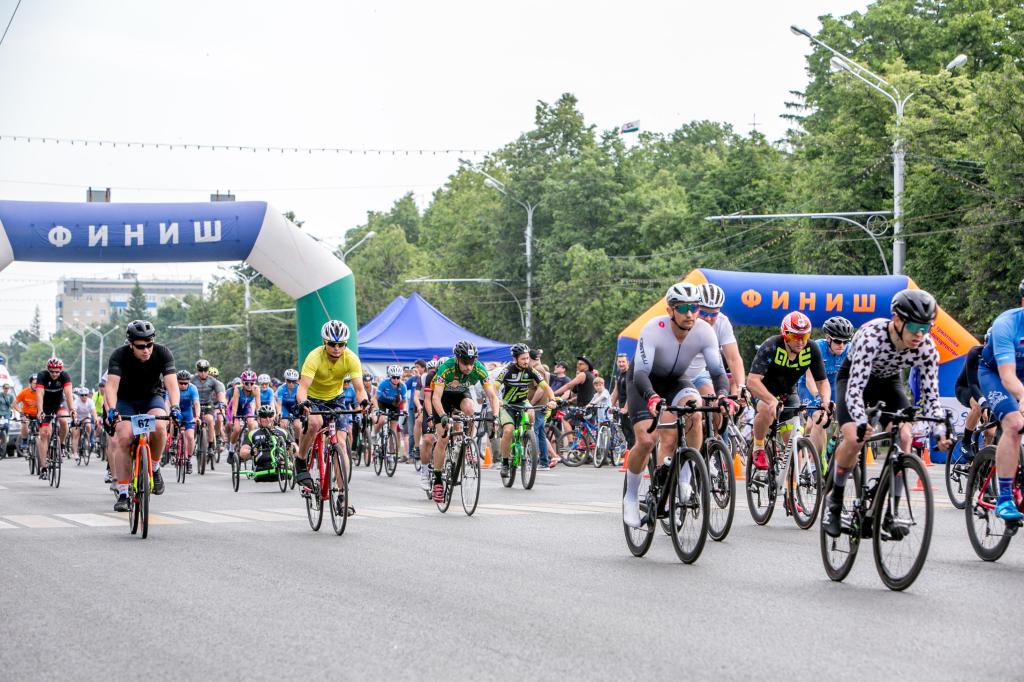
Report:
594,425,609,468
460,440,481,516
328,447,349,536
745,439,777,525
964,446,1013,562
705,439,735,541
437,445,455,513
669,448,709,564
872,452,933,591
945,445,970,510
384,430,398,477
819,457,859,582
788,437,822,530
372,436,384,476
557,431,585,467
622,465,654,557
231,450,241,492
197,429,207,475
304,453,324,532
521,431,539,490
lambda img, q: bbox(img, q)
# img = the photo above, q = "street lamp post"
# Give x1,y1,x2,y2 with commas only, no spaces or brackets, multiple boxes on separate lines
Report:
460,160,538,341
405,278,526,337
59,317,91,384
168,324,244,358
791,25,966,275
219,267,260,368
342,231,376,259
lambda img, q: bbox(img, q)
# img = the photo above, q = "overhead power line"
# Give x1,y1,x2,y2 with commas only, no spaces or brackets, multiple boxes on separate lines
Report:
0,0,22,51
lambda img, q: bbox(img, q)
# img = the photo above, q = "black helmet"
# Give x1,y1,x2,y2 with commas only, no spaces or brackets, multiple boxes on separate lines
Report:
822,316,855,341
890,289,937,324
257,404,275,418
126,319,156,342
195,359,210,371
510,343,530,358
453,340,478,361
176,370,192,381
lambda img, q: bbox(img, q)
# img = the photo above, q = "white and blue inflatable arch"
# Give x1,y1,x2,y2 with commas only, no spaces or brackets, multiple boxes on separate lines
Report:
0,200,356,357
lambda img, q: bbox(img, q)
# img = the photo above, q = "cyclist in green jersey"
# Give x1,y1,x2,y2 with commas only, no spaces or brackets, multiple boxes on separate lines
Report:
495,343,557,477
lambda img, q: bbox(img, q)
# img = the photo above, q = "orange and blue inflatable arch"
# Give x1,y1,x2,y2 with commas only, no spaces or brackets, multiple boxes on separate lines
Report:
616,268,977,396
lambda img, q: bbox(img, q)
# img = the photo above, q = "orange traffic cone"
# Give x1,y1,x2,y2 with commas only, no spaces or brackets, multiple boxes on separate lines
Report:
619,449,630,472
921,445,933,467
864,446,875,466
733,452,745,481
482,445,492,469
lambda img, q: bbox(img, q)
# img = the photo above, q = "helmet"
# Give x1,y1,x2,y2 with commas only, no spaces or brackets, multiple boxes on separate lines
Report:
230,377,241,386
29,373,37,382
890,289,937,324
822,316,855,341
257,373,271,384
74,386,89,396
176,370,192,381
209,367,220,377
363,372,374,382
386,365,402,378
240,370,257,383
320,320,350,344
453,341,478,361
510,343,530,358
125,319,156,342
256,404,275,419
780,311,812,336
283,368,299,381
195,359,210,371
697,283,725,309
47,357,64,371
665,282,701,306
426,359,439,369
98,377,106,386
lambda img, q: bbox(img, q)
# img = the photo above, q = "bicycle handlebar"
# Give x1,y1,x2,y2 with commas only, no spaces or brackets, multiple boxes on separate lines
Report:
645,401,723,433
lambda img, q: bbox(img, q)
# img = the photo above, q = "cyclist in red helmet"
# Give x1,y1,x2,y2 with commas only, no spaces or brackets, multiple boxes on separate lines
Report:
34,357,74,480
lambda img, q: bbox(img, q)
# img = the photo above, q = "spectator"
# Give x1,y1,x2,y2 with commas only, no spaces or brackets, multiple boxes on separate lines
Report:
586,376,612,424
608,353,635,450
528,350,553,468
549,362,570,393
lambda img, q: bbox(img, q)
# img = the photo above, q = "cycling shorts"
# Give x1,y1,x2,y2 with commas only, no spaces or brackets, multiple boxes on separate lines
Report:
115,395,166,418
690,370,714,392
39,408,69,427
433,389,473,425
977,364,1019,423
499,403,532,429
835,374,909,427
752,392,801,424
626,375,700,423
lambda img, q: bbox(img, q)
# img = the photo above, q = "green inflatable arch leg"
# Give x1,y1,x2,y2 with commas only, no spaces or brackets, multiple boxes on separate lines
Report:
295,275,358,357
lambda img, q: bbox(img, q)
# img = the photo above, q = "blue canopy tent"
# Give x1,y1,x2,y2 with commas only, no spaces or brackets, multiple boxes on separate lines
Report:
357,295,405,343
358,293,512,362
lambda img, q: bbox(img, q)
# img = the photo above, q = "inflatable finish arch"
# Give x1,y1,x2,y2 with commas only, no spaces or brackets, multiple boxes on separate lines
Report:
0,200,356,358
618,268,977,397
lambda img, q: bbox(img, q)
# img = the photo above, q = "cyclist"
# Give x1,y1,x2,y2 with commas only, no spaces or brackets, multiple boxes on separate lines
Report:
418,359,439,491
430,342,500,503
276,368,301,444
293,320,369,491
228,370,261,455
94,377,107,417
954,337,986,460
71,387,97,463
35,358,74,480
495,343,557,477
191,359,226,456
13,375,37,453
176,370,201,473
374,365,407,458
686,283,747,417
103,320,181,511
237,404,289,470
257,373,277,415
622,283,732,529
208,366,228,441
747,312,831,472
794,315,855,454
824,289,943,536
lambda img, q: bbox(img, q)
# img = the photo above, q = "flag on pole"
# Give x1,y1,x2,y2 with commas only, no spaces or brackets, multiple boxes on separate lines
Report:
619,120,640,134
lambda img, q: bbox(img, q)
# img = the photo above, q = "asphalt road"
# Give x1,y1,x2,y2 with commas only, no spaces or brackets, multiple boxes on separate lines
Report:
0,451,1021,681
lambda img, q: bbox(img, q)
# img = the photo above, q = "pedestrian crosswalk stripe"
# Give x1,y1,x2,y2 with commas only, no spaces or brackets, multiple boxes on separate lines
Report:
102,512,189,525
356,509,418,518
163,510,248,524
482,503,595,515
56,513,123,527
262,507,308,518
0,518,16,529
219,509,297,522
3,514,75,528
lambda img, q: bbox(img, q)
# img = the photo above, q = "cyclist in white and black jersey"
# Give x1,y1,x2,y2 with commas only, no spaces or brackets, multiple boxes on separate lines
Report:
824,289,943,537
685,282,747,435
623,282,732,529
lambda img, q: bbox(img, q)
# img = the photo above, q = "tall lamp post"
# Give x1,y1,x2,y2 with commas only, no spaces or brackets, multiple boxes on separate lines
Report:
460,160,538,341
790,25,966,276
219,266,260,368
342,230,376,259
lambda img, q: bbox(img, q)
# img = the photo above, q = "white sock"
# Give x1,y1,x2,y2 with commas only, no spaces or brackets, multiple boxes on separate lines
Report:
680,462,692,488
151,461,160,472
625,471,642,500
117,483,129,496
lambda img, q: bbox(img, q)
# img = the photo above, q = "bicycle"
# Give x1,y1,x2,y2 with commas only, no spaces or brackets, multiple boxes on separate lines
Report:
42,414,72,488
557,407,599,467
95,421,107,462
745,401,825,530
117,413,173,539
946,418,997,510
701,396,739,541
76,419,94,466
196,404,218,475
167,421,190,484
229,425,251,492
372,408,400,478
819,403,948,591
500,404,543,490
436,412,492,516
594,417,627,468
299,408,362,535
24,418,40,474
623,402,713,563
963,437,1024,562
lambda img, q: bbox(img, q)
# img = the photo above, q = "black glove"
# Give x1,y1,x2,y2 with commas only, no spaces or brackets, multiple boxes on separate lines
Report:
297,400,311,414
856,422,868,442
169,405,182,424
360,398,370,408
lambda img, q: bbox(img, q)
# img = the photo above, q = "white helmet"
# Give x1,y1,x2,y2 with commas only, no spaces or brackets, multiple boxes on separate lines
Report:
666,282,701,306
283,368,299,381
386,364,402,378
320,320,350,343
257,373,271,384
74,386,90,396
698,283,725,309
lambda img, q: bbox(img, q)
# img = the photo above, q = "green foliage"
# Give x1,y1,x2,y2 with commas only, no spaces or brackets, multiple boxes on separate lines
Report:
124,280,149,321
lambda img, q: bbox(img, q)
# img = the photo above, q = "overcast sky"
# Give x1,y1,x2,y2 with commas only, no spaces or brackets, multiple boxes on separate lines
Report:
0,0,868,339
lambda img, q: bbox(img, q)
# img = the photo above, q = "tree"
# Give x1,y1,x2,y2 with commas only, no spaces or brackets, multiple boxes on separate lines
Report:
124,280,149,321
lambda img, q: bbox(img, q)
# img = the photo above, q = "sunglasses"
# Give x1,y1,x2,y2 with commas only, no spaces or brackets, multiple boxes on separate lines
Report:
178,382,189,387
132,342,154,350
673,303,699,315
243,381,255,386
324,341,346,349
698,308,720,318
784,332,811,343
905,321,933,335
829,338,849,346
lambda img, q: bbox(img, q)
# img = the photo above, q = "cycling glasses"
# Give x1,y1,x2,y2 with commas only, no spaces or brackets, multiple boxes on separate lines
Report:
673,303,699,315
784,332,811,343
698,308,720,319
132,342,154,350
324,341,347,348
242,381,255,386
905,321,933,335
829,338,850,346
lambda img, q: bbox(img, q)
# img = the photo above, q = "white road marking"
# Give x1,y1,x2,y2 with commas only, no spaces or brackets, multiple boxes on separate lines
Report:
162,510,249,523
3,514,75,528
56,513,124,527
218,509,298,522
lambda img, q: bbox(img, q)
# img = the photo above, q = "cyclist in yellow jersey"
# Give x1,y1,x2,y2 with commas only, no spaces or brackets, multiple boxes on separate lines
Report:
293,320,369,488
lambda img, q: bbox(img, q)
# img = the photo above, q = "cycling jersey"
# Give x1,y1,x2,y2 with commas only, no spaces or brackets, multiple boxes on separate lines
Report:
259,386,274,406
376,379,407,406
981,308,1024,373
955,345,983,407
630,315,729,402
685,312,736,379
73,399,95,422
36,369,72,414
300,346,362,401
15,387,37,417
749,335,827,398
341,384,357,409
838,317,941,424
797,338,848,404
432,358,491,392
191,375,225,405
108,343,176,402
494,362,546,404
276,383,298,417
179,383,199,418
93,390,104,414
234,387,258,417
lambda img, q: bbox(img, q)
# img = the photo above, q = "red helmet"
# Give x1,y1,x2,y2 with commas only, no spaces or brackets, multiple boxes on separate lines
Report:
47,357,64,371
780,312,812,336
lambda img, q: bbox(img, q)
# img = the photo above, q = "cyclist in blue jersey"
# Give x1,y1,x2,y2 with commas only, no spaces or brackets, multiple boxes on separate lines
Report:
375,365,407,457
276,368,300,443
228,370,261,455
797,316,854,453
976,287,1024,521
257,374,276,415
176,370,201,473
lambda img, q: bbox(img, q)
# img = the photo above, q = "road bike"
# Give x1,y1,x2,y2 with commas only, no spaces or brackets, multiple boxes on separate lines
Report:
353,415,373,467
701,396,739,541
945,418,997,510
167,421,190,484
299,408,362,535
117,414,173,539
41,414,72,488
437,412,492,516
372,408,400,477
196,404,218,475
820,403,947,591
500,404,543,490
75,418,94,466
963,438,1024,562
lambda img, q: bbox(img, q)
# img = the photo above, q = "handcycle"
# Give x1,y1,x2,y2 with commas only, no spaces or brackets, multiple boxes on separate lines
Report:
623,401,713,563
436,411,492,515
500,403,543,490
231,429,293,494
298,408,363,535
372,408,401,477
963,430,1024,562
819,403,948,591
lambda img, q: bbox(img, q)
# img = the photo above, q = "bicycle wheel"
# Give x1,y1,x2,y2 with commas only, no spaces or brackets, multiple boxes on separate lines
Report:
668,448,709,563
328,446,349,536
558,431,586,467
304,454,324,532
745,439,777,525
622,459,655,557
594,424,609,468
705,439,735,541
460,440,481,516
197,427,207,475
521,430,539,490
501,441,517,488
372,434,384,476
788,437,822,530
819,458,860,583
384,430,398,477
277,451,291,493
130,451,142,535
49,439,60,488
28,443,36,474
945,444,970,510
437,444,455,513
82,437,91,466
231,449,241,492
872,452,933,591
964,446,1014,562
